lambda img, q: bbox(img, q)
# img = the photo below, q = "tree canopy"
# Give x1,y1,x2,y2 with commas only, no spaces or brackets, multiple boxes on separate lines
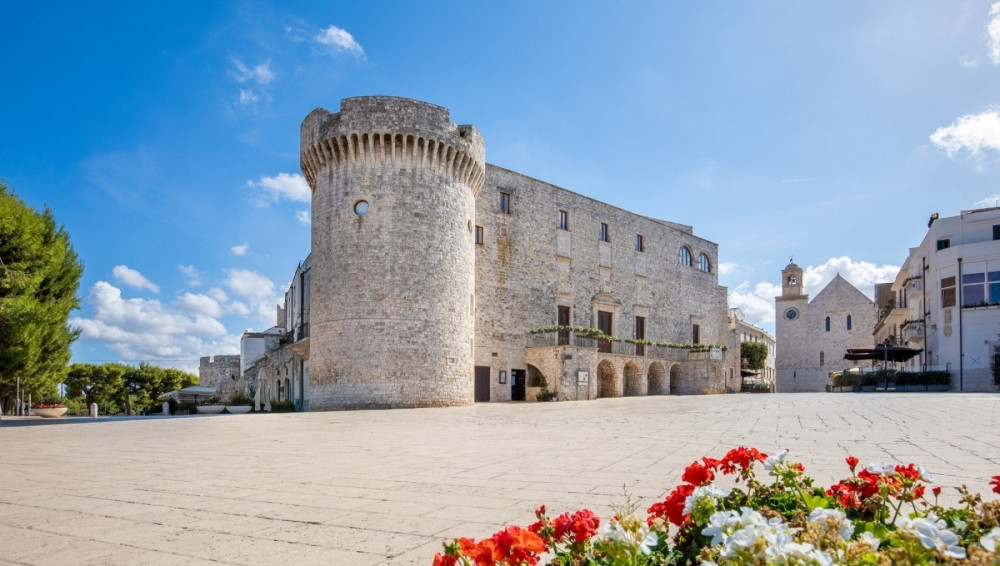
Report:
65,362,199,415
1,181,83,413
741,341,769,371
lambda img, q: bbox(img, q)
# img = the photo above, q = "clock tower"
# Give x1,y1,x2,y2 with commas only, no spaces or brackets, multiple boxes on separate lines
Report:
775,260,809,391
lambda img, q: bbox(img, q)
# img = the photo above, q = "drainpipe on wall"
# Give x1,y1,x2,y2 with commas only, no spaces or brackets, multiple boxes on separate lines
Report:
958,257,964,391
922,256,927,372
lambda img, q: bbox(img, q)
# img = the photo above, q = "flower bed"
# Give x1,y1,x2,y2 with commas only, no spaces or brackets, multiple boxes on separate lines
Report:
434,447,1000,565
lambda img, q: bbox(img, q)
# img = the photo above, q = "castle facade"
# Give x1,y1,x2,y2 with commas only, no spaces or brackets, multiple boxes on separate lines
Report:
205,96,737,409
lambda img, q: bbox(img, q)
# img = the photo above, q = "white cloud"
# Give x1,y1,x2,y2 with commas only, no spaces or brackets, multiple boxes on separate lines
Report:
231,243,249,256
988,2,1000,64
225,269,281,324
974,193,1000,208
728,256,899,331
296,209,310,225
238,89,259,109
174,292,224,318
178,264,202,287
207,287,228,303
960,54,979,68
929,109,1000,158
112,265,159,293
314,25,364,57
729,281,781,327
800,256,899,299
246,172,311,205
230,56,275,86
717,261,737,275
71,282,238,367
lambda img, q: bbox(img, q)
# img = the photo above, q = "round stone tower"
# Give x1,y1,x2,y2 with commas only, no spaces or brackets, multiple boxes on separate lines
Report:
300,97,485,409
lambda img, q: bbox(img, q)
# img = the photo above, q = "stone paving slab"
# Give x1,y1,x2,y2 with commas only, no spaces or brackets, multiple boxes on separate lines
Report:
2,393,999,565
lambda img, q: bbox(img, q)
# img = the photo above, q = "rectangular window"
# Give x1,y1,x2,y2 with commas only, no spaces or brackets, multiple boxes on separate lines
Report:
635,234,644,252
558,210,568,230
499,192,511,214
990,271,1000,304
597,311,613,353
937,238,950,250
994,225,1000,241
941,276,956,308
599,223,609,242
692,323,701,345
963,273,985,306
635,316,646,356
474,225,484,245
557,306,571,345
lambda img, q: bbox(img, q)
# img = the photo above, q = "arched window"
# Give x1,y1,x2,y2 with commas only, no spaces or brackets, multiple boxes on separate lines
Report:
698,253,711,272
825,316,830,332
846,315,852,331
820,351,825,366
679,246,692,266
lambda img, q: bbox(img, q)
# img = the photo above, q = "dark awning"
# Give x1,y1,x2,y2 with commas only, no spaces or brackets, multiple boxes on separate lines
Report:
844,344,922,363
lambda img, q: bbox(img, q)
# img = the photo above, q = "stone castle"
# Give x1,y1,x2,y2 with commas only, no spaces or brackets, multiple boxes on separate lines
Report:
203,96,738,409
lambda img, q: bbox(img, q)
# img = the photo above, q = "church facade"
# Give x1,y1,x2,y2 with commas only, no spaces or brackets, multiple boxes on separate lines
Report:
774,262,876,392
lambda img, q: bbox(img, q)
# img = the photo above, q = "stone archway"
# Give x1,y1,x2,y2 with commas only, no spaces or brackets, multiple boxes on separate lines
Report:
669,364,684,395
597,359,620,398
647,362,667,395
623,361,644,396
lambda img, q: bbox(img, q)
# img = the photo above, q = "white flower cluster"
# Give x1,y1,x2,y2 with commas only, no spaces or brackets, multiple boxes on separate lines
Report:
684,485,730,516
597,521,658,556
899,513,966,559
701,507,834,565
806,508,855,542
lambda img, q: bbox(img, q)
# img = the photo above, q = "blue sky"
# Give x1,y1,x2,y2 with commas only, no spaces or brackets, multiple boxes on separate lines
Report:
2,2,999,372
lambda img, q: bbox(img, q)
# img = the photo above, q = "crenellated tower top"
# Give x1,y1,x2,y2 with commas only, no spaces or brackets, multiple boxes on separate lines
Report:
300,96,485,195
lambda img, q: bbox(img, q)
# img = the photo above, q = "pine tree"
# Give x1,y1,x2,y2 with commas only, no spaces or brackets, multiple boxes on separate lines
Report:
0,180,83,413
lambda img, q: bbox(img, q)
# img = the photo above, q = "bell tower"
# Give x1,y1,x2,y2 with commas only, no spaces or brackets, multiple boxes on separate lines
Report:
781,259,804,298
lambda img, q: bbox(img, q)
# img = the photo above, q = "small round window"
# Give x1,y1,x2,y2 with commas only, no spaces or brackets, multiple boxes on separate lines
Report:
354,200,369,216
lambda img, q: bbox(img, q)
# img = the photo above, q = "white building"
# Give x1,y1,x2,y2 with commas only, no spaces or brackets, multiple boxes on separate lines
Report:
728,307,776,391
885,208,1000,391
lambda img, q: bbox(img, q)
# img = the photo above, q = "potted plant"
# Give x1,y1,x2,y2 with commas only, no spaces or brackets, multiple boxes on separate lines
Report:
32,397,67,418
225,391,254,414
196,397,225,414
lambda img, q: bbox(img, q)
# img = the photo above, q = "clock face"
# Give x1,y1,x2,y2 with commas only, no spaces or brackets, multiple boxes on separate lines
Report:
785,308,798,320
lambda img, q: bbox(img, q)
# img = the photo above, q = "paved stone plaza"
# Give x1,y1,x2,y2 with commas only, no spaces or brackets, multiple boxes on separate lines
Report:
2,393,999,565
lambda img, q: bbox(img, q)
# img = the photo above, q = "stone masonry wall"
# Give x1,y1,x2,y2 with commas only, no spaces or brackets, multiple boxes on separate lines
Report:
474,164,730,398
302,97,485,409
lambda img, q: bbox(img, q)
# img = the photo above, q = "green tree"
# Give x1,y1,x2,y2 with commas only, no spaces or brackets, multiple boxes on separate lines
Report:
741,341,768,371
66,362,198,415
65,363,126,410
0,181,83,413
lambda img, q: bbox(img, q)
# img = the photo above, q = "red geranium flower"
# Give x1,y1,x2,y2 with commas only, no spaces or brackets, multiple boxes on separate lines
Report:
682,461,715,486
845,456,859,472
648,483,696,526
991,475,1000,494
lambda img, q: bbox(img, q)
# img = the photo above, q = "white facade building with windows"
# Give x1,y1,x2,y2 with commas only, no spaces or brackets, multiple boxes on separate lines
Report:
888,208,1000,391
